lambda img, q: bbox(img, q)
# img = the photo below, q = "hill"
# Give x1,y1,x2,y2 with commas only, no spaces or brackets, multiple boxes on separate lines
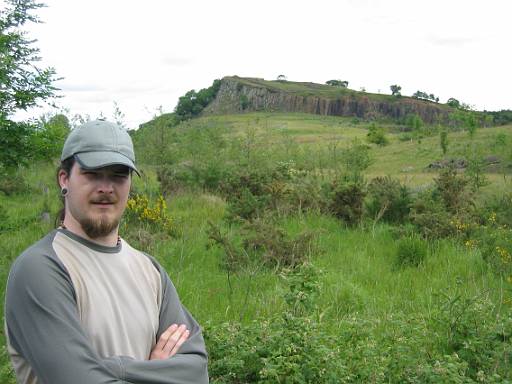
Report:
202,76,456,124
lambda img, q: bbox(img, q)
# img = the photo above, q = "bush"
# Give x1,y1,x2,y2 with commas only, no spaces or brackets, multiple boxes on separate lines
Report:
365,176,411,223
326,180,366,226
409,191,456,239
472,218,512,279
395,235,428,267
434,167,472,214
366,123,389,146
478,192,512,228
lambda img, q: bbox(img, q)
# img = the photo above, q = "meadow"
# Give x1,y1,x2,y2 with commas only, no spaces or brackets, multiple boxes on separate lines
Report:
1,112,511,382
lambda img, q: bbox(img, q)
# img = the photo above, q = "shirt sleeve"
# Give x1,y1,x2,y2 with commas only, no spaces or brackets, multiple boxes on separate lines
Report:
5,241,208,384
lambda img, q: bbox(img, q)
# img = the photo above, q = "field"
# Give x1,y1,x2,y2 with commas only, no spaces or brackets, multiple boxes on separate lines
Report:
1,112,511,382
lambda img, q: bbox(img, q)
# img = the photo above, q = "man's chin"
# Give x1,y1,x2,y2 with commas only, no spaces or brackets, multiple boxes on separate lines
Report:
80,216,120,239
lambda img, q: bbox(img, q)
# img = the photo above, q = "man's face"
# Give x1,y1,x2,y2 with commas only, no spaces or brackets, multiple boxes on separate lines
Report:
60,162,131,239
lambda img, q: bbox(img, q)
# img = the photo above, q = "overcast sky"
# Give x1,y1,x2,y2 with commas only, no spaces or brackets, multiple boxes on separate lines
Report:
7,0,512,129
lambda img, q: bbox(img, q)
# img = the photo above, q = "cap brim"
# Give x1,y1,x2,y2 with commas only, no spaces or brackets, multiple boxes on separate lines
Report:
75,152,140,176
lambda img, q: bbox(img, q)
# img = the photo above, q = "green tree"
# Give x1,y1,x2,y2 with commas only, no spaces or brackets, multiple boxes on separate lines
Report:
174,79,221,121
30,113,70,161
390,84,401,97
447,98,460,108
325,79,348,88
0,0,58,170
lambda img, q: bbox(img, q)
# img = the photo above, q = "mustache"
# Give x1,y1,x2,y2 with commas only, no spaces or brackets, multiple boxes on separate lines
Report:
90,196,118,204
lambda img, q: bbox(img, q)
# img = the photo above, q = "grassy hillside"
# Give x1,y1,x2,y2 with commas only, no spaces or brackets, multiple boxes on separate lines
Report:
1,112,511,382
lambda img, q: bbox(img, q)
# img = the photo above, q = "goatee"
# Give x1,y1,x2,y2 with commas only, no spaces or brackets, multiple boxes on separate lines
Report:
80,216,119,239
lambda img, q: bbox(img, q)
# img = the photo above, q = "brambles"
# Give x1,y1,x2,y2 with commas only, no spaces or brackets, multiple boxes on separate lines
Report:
205,263,346,383
205,267,512,383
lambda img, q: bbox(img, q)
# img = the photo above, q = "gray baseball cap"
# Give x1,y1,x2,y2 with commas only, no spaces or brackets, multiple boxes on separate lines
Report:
61,120,139,175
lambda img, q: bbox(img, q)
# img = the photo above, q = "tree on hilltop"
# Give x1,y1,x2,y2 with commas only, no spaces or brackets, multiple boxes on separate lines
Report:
0,0,59,169
326,79,348,88
390,84,402,97
277,74,287,82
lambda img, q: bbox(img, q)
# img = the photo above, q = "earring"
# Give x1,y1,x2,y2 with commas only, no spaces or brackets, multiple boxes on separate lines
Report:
61,187,68,196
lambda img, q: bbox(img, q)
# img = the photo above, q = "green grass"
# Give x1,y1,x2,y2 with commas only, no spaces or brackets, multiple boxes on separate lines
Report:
1,113,511,382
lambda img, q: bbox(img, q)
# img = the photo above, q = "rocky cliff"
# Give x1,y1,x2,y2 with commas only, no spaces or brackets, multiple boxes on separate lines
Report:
203,76,454,124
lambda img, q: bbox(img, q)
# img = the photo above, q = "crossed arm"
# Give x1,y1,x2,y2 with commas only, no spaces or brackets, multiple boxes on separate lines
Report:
5,251,208,384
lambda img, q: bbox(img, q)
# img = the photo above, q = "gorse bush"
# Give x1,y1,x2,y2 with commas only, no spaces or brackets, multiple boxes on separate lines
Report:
434,167,472,214
410,190,458,239
365,176,411,224
326,179,366,226
473,215,512,280
395,234,428,267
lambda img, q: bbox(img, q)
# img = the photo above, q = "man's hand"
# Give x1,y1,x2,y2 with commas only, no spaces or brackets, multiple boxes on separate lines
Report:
150,324,190,360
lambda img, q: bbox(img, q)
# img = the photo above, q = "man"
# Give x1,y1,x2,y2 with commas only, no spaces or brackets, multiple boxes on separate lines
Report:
5,120,209,383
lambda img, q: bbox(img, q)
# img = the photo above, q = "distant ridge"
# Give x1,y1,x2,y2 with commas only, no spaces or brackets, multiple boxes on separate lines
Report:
203,76,456,124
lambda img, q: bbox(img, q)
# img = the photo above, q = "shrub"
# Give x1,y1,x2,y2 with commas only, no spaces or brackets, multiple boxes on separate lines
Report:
157,162,235,195
395,234,428,267
224,187,269,223
478,192,512,228
326,180,366,226
365,176,411,223
366,123,389,146
409,191,456,239
473,217,512,279
434,167,472,214
123,194,174,235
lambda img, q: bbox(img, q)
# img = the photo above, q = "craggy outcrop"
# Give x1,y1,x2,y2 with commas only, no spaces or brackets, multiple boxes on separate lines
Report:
203,76,454,124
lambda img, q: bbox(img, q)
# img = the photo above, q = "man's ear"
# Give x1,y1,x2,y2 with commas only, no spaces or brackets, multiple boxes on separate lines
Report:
58,169,69,189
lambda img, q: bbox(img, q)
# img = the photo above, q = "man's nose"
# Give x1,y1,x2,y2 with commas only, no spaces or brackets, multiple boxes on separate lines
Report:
96,175,114,193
